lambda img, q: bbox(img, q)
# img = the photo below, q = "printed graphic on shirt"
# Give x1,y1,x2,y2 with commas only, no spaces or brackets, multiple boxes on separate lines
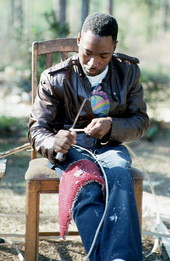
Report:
90,85,110,117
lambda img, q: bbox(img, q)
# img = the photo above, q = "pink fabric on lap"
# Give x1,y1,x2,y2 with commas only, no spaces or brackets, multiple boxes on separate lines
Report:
59,159,105,239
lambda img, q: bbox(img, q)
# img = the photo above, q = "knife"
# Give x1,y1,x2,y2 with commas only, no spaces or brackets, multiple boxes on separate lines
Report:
55,98,87,161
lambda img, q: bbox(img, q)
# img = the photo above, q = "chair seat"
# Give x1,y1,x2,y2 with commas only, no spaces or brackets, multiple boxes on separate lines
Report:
25,158,58,181
25,157,144,181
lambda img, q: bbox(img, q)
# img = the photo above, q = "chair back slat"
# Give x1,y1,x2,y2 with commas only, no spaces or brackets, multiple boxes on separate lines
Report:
45,53,53,68
61,52,69,61
31,38,78,159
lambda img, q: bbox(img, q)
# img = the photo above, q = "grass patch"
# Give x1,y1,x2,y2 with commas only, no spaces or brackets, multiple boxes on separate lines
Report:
0,116,28,138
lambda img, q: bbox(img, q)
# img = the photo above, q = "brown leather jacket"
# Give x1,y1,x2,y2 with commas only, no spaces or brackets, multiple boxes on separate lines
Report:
28,53,149,164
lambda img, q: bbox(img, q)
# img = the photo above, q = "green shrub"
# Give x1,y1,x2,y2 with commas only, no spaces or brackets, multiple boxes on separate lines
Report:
0,116,28,137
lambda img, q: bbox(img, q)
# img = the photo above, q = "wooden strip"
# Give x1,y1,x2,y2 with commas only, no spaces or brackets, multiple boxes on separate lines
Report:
39,231,79,237
36,38,78,55
0,159,7,178
61,52,68,61
0,143,31,158
45,53,53,68
0,233,25,238
2,230,170,240
32,41,39,103
143,230,170,238
0,232,79,239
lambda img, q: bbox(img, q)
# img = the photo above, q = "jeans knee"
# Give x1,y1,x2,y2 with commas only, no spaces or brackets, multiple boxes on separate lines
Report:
105,165,133,190
73,182,104,218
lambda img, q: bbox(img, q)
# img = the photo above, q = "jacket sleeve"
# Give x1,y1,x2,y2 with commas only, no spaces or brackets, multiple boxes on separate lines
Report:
109,64,149,143
28,70,63,164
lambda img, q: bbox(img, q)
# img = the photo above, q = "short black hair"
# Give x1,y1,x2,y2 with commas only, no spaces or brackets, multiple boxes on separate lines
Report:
81,12,118,42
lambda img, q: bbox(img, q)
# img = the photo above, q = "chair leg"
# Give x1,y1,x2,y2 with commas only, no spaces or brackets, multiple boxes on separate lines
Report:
25,181,40,261
134,179,143,229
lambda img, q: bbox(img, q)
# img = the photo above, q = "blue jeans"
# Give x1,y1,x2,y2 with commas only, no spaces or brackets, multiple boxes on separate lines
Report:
52,145,142,261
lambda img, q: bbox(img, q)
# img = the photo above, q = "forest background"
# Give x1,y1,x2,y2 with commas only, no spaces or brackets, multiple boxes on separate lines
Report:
0,0,170,120
0,0,170,260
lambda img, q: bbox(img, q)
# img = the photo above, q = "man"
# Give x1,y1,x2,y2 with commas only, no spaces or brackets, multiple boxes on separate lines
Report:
29,12,149,261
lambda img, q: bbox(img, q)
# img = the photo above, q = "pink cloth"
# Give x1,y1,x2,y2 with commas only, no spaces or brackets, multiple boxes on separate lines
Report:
59,159,105,239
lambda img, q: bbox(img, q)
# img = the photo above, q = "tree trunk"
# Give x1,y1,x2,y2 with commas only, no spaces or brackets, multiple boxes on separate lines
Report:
105,0,113,15
14,0,23,36
8,0,15,38
59,0,66,24
158,0,169,37
146,0,155,40
81,0,90,26
53,0,66,24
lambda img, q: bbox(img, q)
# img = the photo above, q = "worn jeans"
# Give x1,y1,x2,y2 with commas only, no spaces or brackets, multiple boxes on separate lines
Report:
52,144,142,261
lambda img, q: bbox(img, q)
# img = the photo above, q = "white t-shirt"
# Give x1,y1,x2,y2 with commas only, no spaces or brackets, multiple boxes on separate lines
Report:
86,65,108,87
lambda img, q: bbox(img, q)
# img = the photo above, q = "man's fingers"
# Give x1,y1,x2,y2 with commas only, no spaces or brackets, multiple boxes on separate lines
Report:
84,117,112,139
54,129,77,154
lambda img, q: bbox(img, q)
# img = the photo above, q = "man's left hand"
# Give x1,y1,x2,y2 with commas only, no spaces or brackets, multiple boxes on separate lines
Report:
84,117,112,139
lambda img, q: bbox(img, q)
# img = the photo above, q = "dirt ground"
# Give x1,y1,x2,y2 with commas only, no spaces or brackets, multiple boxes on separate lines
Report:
0,87,170,260
0,122,170,261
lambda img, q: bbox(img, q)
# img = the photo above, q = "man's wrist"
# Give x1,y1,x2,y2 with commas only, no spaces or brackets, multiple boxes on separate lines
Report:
100,121,112,145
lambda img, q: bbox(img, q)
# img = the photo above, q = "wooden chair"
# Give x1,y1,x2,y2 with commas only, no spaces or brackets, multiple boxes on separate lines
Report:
25,38,144,261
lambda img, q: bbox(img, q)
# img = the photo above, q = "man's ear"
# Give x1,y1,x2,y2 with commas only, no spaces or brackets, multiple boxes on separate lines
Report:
77,32,81,46
113,40,118,53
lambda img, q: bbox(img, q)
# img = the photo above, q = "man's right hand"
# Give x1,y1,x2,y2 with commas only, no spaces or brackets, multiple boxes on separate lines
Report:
54,130,77,155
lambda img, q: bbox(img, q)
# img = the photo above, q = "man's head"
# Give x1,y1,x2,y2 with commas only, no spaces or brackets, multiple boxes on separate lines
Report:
81,12,118,42
77,12,118,76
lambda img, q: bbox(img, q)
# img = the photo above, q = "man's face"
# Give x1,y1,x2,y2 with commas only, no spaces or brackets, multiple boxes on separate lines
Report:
77,30,116,76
